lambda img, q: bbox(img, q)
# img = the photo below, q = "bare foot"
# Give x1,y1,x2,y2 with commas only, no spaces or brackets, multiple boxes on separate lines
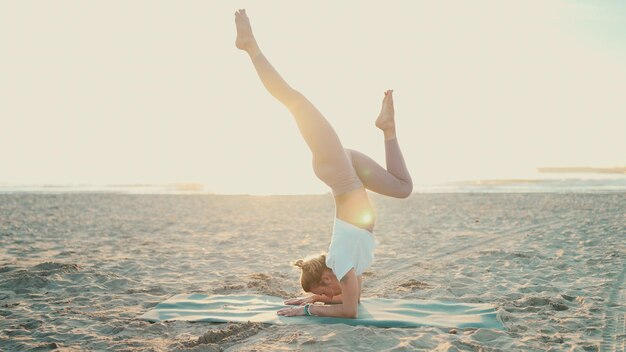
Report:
234,9,258,54
375,90,396,133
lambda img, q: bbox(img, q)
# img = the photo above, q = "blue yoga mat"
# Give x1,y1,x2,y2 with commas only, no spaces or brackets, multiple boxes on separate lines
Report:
139,294,505,329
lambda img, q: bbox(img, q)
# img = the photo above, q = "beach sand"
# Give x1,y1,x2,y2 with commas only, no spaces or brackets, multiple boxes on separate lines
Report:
0,193,624,351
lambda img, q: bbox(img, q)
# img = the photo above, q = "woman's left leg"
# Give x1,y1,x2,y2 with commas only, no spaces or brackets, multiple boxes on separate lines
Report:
345,90,413,198
345,142,413,198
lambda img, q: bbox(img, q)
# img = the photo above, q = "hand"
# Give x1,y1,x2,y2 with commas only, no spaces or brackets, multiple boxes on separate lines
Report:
283,295,318,305
277,305,307,317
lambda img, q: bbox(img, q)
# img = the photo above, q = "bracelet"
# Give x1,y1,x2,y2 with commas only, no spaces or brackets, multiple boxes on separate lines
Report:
304,303,312,316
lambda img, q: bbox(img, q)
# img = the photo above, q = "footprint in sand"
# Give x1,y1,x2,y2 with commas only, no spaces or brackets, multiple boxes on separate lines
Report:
213,284,245,294
174,322,262,351
398,279,431,291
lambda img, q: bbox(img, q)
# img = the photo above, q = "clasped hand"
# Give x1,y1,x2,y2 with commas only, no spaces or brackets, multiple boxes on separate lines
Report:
277,295,316,317
277,305,307,317
283,295,317,305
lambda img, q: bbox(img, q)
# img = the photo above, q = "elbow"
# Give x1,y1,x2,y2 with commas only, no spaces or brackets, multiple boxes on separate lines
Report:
342,309,358,319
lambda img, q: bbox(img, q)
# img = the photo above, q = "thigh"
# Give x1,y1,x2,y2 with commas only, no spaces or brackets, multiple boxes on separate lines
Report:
345,149,409,197
287,95,346,165
312,156,363,197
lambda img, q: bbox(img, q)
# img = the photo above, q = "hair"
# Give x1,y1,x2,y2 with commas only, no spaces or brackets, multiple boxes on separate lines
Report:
293,253,329,292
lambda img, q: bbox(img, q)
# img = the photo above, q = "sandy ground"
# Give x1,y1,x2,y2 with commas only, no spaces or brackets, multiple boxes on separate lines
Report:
0,193,624,351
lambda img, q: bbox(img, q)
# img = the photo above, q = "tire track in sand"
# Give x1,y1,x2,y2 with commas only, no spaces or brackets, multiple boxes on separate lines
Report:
602,261,626,352
375,218,565,293
430,218,564,260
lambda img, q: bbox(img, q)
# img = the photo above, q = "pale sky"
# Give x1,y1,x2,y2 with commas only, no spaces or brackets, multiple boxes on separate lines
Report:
1,1,625,194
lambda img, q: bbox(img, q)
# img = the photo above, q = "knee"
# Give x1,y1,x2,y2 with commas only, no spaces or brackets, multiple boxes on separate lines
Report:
398,181,413,199
282,90,306,110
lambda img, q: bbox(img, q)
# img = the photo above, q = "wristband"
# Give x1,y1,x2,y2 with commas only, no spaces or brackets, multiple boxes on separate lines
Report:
304,303,312,316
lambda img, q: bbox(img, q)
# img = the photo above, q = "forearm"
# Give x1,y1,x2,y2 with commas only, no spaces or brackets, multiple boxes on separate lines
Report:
309,302,356,319
315,294,342,304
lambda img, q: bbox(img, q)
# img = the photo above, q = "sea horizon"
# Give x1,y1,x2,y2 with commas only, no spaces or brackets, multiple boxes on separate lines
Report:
1,174,625,195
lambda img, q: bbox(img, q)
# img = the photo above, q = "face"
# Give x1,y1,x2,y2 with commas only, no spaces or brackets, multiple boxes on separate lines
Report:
309,270,342,298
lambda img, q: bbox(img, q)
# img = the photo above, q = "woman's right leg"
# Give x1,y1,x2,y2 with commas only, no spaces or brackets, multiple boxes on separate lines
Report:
235,9,363,196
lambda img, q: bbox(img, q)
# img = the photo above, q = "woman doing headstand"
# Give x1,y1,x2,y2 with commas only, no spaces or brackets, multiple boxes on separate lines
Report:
235,9,412,318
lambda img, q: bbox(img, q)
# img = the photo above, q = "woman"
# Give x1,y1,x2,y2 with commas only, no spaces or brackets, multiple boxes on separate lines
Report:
235,9,412,318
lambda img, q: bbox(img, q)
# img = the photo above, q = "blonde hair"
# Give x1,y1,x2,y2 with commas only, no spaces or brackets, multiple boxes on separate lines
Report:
293,253,329,292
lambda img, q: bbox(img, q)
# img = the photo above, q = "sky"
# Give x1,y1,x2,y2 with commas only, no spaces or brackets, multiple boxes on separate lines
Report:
1,1,625,195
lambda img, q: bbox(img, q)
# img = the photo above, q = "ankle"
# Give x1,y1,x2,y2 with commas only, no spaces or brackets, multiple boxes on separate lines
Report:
247,44,261,59
383,129,397,140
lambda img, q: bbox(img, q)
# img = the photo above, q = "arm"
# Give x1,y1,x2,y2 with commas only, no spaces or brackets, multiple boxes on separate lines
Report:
312,275,363,304
285,274,363,305
284,294,341,305
316,294,343,304
282,293,345,309
308,269,359,318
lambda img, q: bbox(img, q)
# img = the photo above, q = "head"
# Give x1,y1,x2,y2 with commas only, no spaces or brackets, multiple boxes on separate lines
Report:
293,254,342,299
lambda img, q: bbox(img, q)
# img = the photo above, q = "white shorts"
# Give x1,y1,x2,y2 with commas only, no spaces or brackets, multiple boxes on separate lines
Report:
325,218,377,281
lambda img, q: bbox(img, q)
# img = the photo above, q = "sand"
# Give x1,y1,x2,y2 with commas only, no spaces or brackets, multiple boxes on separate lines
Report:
0,193,624,351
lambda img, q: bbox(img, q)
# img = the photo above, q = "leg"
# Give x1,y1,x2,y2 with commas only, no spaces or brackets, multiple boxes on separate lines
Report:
235,9,362,196
345,146,412,198
345,90,412,198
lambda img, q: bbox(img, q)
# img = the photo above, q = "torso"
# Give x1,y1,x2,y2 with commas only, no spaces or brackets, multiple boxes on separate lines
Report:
334,187,375,233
